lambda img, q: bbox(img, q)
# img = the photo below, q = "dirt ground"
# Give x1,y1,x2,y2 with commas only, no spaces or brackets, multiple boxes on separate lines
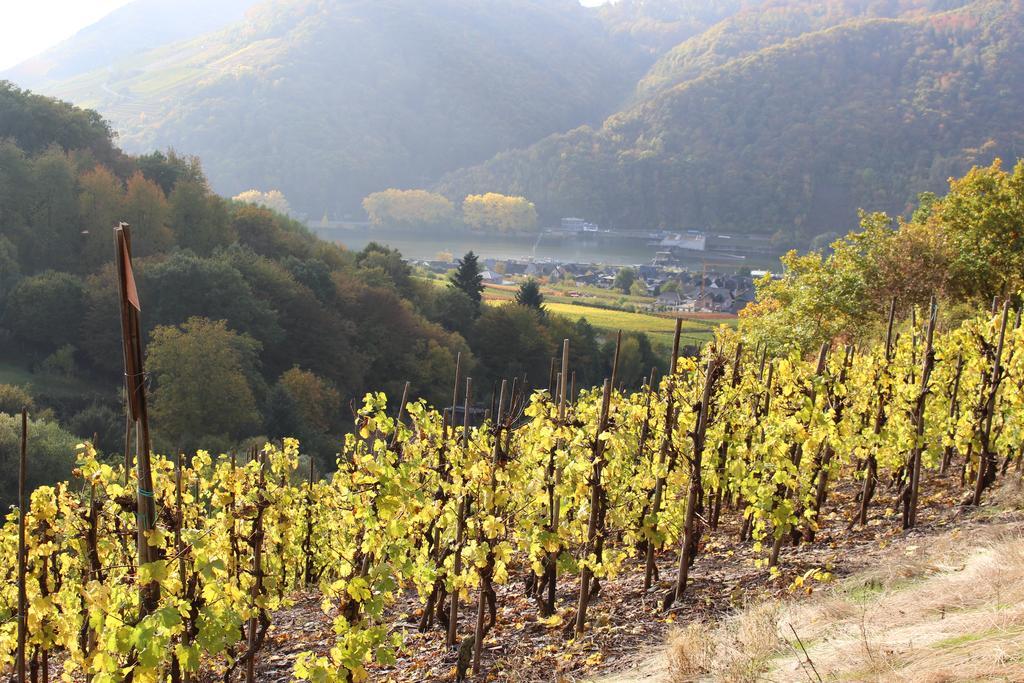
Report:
240,467,1017,682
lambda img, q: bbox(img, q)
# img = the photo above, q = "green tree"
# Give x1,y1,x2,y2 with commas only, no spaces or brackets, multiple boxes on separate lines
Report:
935,159,1024,302
143,252,282,350
614,267,636,294
77,164,125,270
147,317,262,450
356,243,413,296
68,403,123,456
0,384,34,416
449,251,484,309
0,413,80,509
3,271,85,351
545,315,606,389
429,287,477,338
0,236,20,308
471,304,549,386
515,278,545,310
28,148,78,271
601,332,662,389
277,367,341,434
136,149,205,196
0,141,31,243
222,248,358,392
169,179,234,255
269,367,342,470
123,171,174,256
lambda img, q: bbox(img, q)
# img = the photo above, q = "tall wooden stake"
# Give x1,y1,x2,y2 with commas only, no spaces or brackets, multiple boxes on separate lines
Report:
17,409,27,683
448,377,473,648
858,298,896,525
543,340,569,615
473,380,507,675
940,354,964,475
972,300,1011,505
904,298,937,528
574,379,612,634
114,223,159,614
609,330,622,392
643,318,683,590
668,355,721,607
711,343,743,530
448,353,462,437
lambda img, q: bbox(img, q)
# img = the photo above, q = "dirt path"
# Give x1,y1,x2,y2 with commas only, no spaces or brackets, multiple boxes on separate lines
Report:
599,485,1024,683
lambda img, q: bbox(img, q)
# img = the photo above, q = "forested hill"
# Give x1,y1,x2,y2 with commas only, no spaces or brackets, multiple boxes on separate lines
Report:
634,0,979,99
439,0,1024,238
8,0,1021,235
0,82,473,473
594,0,756,56
4,0,650,218
0,83,646,486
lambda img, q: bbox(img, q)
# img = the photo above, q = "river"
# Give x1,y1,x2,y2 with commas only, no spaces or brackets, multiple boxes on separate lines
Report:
312,226,781,270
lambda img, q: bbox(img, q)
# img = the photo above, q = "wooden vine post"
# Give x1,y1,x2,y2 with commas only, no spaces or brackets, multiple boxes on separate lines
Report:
447,377,472,648
17,409,28,683
574,379,612,635
303,458,316,587
114,223,160,615
667,354,722,608
972,300,1010,505
808,344,854,539
171,454,182,683
643,318,683,590
542,339,569,616
711,343,743,530
858,298,896,526
245,451,268,683
903,298,938,529
472,380,508,675
940,354,964,475
740,353,773,543
609,330,622,393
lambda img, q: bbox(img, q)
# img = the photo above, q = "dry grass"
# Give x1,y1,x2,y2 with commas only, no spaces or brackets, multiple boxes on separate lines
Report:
660,525,1024,682
768,521,1024,682
666,602,782,682
607,480,1024,683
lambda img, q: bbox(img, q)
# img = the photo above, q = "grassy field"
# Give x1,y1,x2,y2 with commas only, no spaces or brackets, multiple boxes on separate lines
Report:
418,272,736,348
490,298,731,348
0,362,102,400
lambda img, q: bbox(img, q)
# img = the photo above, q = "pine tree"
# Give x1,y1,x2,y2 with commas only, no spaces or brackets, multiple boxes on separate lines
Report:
450,250,484,309
515,278,545,311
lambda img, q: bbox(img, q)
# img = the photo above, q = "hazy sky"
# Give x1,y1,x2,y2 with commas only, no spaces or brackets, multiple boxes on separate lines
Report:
0,0,134,70
0,0,612,72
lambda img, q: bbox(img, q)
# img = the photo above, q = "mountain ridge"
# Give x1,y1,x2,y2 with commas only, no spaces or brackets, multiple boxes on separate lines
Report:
10,0,1023,236
2,0,261,87
438,0,1023,237
12,0,649,218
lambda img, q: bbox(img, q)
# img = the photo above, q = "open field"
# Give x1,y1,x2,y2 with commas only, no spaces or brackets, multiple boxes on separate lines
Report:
487,296,729,347
0,362,101,400
542,302,721,346
418,273,736,346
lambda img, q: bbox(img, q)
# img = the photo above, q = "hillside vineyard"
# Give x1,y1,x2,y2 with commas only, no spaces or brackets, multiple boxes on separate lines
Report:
3,298,1021,681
